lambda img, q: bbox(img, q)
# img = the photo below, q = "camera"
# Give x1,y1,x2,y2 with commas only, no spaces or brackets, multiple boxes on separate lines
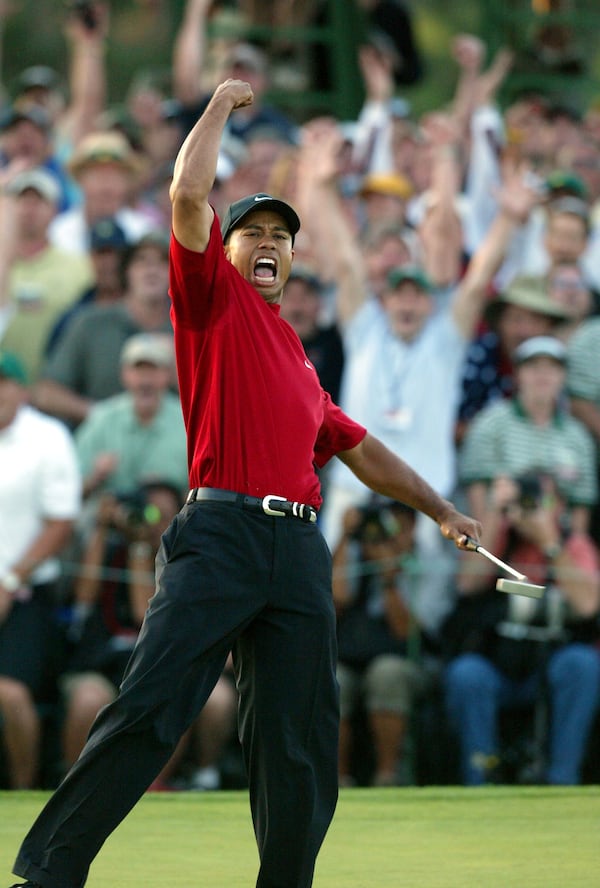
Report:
113,491,160,529
351,501,415,544
514,473,544,511
69,0,97,31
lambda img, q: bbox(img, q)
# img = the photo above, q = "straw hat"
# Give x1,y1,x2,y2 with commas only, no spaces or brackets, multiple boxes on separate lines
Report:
68,131,145,179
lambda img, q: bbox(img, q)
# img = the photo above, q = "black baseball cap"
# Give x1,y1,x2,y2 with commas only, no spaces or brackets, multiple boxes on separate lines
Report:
220,193,301,244
89,217,128,251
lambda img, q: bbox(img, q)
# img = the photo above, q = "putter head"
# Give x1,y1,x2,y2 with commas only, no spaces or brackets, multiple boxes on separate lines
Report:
496,578,545,599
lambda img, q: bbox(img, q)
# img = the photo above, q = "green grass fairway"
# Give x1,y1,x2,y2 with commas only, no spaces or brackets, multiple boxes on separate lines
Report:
2,786,599,887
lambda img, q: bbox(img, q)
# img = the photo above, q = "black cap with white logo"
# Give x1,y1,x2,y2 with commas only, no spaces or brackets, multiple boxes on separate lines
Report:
220,193,301,244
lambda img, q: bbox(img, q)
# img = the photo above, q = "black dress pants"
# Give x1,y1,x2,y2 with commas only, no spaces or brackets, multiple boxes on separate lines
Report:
14,502,339,888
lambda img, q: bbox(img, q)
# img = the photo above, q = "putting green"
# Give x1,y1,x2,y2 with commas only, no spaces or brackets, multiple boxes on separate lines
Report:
2,786,598,887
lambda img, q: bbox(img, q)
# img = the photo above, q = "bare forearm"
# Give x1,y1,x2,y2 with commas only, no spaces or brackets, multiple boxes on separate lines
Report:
171,80,252,250
66,37,107,143
11,519,75,582
32,379,93,425
340,433,461,528
172,0,210,105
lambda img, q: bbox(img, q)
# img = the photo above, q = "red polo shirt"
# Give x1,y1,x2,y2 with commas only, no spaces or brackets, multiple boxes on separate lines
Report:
169,216,366,507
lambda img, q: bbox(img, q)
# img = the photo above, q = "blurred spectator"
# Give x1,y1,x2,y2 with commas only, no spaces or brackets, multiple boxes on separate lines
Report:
357,171,413,235
567,316,600,548
0,105,73,213
279,264,344,403
298,117,540,626
514,195,596,289
61,480,238,790
45,216,129,356
444,335,600,785
49,130,155,254
0,166,93,382
0,350,81,788
333,499,431,786
309,0,423,104
172,0,298,147
456,274,574,445
75,332,187,502
547,260,596,339
61,481,183,768
6,1,109,160
33,232,172,428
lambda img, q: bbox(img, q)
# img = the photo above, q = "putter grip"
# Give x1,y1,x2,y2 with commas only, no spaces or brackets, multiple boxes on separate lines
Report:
463,536,480,552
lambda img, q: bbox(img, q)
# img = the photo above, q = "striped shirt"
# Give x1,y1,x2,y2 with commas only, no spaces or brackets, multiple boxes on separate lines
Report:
459,397,597,505
567,316,600,407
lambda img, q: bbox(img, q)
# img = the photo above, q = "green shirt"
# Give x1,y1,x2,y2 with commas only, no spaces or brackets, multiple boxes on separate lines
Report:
459,398,597,506
41,302,172,402
75,391,188,495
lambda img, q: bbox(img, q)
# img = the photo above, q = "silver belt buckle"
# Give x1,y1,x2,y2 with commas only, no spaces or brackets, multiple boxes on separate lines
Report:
262,495,287,517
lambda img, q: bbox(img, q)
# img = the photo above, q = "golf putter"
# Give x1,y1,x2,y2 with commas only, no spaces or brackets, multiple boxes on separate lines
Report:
463,537,545,599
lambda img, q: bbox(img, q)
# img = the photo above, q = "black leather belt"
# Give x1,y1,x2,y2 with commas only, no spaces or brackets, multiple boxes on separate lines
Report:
186,487,318,524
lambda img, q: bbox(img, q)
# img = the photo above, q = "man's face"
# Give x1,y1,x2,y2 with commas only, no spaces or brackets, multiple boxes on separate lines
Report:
544,211,588,264
14,188,56,238
381,280,433,341
497,305,554,357
224,210,294,303
279,278,320,340
121,361,171,418
126,245,170,304
516,355,566,405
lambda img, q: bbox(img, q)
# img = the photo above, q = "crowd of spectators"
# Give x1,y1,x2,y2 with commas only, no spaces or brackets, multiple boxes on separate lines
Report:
1,0,600,790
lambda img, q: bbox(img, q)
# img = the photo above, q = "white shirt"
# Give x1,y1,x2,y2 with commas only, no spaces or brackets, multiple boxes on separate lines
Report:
49,206,156,254
329,296,466,499
0,405,81,583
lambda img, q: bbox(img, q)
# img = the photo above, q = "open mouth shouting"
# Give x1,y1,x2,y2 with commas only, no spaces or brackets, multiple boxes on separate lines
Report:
252,255,278,287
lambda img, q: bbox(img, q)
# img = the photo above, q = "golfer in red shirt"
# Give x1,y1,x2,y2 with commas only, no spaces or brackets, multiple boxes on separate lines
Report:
10,80,481,888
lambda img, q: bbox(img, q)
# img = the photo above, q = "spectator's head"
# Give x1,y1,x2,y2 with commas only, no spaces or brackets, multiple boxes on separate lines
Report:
350,498,416,561
11,65,66,123
362,222,421,299
280,265,324,341
89,216,129,294
543,196,590,265
512,335,567,407
547,262,592,321
0,104,53,166
381,265,434,342
0,351,28,430
556,134,600,203
359,172,412,229
7,167,61,240
68,130,146,221
221,43,269,101
119,332,175,419
121,231,170,309
545,169,588,202
487,275,573,358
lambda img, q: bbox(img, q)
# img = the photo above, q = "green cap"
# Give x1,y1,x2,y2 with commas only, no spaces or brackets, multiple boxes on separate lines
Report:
387,265,433,293
546,169,588,200
0,350,27,384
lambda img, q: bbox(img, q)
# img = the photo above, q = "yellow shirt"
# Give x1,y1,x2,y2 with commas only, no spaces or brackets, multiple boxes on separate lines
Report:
0,245,93,382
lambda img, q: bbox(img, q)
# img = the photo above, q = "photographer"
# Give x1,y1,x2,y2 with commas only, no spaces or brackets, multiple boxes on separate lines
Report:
61,482,239,790
332,499,431,786
443,335,600,785
61,483,181,769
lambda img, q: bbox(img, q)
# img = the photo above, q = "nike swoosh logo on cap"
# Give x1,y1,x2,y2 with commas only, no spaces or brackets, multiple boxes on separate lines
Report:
254,195,270,201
